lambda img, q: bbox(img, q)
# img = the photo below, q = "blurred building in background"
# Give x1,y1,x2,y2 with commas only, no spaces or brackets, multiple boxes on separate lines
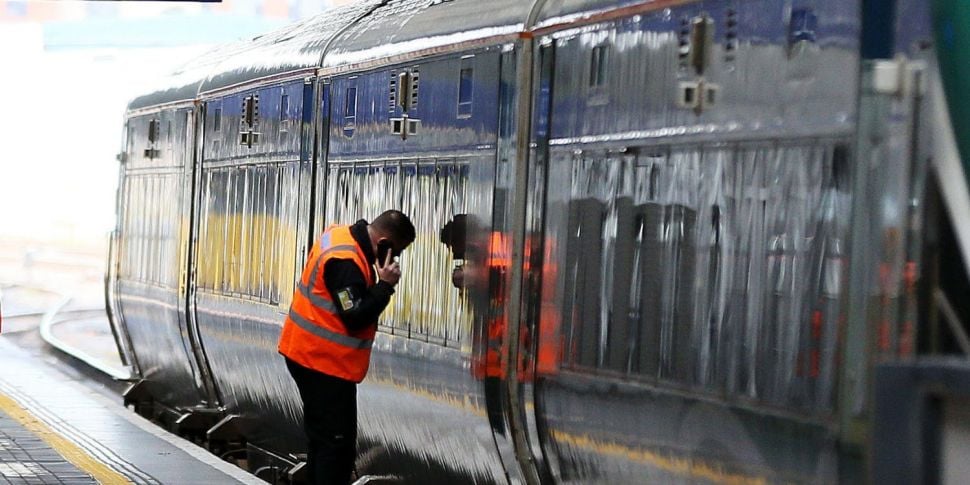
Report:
0,0,361,24
0,0,355,293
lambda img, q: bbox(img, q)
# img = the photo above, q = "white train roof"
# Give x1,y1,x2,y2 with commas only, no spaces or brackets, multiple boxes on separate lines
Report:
127,0,381,112
128,0,668,113
532,0,668,31
320,0,535,73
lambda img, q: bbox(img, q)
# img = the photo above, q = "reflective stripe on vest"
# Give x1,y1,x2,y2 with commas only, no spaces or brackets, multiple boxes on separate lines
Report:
295,242,361,314
286,308,373,350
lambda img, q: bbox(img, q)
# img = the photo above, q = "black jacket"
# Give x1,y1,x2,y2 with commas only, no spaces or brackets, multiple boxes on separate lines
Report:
323,220,395,331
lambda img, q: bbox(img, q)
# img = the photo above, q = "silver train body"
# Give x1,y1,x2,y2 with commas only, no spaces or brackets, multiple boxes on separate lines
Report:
107,0,961,483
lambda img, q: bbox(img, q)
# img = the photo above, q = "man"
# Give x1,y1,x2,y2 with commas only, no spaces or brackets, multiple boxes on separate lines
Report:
278,210,416,485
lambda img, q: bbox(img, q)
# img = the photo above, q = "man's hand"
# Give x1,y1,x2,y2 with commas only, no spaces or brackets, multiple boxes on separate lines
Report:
376,251,401,286
451,264,464,289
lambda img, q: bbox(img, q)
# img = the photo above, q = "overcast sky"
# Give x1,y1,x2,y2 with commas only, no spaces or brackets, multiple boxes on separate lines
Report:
0,0,344,248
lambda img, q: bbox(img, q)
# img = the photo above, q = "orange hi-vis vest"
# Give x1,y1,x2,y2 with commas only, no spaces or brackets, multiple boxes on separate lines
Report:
278,225,377,383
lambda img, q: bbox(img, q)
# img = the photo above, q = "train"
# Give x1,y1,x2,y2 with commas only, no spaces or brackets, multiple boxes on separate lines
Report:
106,0,970,483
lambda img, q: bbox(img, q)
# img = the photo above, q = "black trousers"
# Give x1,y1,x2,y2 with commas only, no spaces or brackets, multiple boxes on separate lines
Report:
285,358,358,485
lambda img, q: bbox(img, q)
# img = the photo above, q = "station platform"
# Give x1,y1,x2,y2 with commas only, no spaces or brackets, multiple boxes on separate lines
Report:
0,336,263,485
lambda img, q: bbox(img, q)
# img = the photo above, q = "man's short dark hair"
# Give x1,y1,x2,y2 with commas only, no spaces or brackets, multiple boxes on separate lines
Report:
439,214,466,259
372,210,416,244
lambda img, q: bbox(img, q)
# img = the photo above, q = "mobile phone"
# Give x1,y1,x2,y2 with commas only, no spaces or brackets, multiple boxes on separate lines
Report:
377,241,393,262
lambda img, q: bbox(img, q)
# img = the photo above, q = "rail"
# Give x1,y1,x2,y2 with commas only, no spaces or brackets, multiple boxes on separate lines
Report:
37,297,134,382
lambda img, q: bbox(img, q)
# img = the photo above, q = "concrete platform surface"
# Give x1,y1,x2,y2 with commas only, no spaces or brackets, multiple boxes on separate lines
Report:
0,336,263,484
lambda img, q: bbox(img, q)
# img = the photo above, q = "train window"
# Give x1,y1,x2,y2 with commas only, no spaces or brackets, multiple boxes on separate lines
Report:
280,93,289,126
344,87,357,119
135,180,145,281
213,108,222,132
253,168,269,300
160,176,178,288
198,170,224,291
396,72,409,111
148,178,159,284
149,178,158,281
457,57,473,118
148,119,158,144
223,171,238,293
141,178,151,282
589,44,610,88
788,7,818,46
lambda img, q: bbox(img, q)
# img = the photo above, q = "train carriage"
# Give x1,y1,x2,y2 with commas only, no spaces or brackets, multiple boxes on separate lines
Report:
107,0,970,483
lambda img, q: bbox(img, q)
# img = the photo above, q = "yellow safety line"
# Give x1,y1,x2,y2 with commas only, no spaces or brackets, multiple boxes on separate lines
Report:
0,392,131,485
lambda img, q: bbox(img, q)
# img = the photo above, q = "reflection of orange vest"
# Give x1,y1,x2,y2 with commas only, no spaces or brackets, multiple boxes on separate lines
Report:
474,316,506,379
278,225,376,383
536,237,561,376
473,232,564,380
487,232,511,268
472,232,511,379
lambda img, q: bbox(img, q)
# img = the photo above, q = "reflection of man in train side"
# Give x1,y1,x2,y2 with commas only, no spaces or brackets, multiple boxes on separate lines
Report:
278,210,416,485
439,214,468,289
440,214,509,433
441,215,562,376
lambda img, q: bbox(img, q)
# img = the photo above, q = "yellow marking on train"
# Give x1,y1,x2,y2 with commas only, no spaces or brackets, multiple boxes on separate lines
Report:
367,379,774,485
0,392,131,485
367,376,487,418
549,429,768,485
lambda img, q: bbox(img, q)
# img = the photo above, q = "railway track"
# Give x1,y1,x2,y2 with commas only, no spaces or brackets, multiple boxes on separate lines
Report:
39,300,132,381
1,284,131,390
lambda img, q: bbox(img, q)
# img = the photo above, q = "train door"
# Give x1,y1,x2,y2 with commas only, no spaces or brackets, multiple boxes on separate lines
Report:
119,109,218,416
189,82,315,454
107,122,139,375
182,106,221,409
521,38,558,484
488,45,542,484
494,38,557,484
